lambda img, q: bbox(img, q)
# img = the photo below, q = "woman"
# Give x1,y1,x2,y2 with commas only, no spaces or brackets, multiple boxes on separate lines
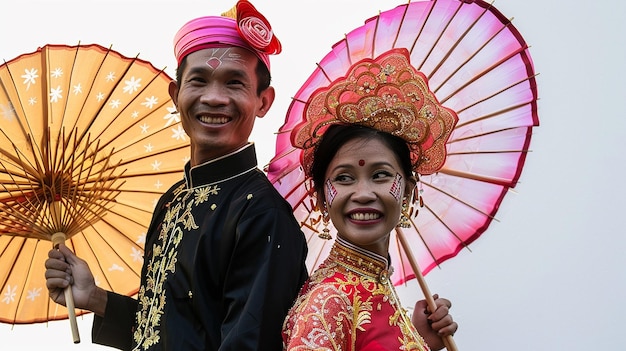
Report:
281,49,458,350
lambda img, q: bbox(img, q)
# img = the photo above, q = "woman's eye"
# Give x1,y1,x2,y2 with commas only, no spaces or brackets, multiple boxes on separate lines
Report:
373,171,394,180
333,174,353,183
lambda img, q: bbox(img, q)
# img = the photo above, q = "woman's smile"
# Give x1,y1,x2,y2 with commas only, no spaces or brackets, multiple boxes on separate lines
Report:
324,137,408,257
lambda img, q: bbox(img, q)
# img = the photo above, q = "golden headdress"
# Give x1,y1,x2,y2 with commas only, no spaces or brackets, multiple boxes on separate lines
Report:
292,48,458,177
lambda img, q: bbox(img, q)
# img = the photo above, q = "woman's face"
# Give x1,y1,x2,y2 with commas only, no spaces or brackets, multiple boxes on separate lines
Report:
323,137,408,257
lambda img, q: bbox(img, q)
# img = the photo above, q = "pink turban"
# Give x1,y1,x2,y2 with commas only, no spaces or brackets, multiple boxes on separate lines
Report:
173,0,281,71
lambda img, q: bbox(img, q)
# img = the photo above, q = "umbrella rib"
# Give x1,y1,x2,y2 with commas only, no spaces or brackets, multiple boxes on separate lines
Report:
89,216,144,281
275,174,311,208
54,127,71,182
64,131,95,235
51,44,82,173
53,132,80,234
11,239,43,324
396,224,440,275
41,45,54,174
371,11,381,59
90,66,171,148
390,2,410,49
314,62,332,84
0,201,42,238
0,236,27,324
404,203,469,272
114,169,185,183
79,158,127,233
74,47,139,157
62,44,111,155
423,180,499,224
102,205,153,228
99,104,182,159
99,216,146,261
439,45,531,105
0,150,55,239
345,34,353,66
454,99,536,131
413,0,464,72
62,137,124,236
426,1,491,82
0,68,31,140
0,135,40,178
407,0,437,65
455,75,539,120
448,124,531,144
36,50,54,171
392,228,410,282
51,43,95,175
0,206,49,240
431,12,513,94
0,61,46,177
70,131,99,234
308,237,331,276
437,163,525,187
265,147,300,175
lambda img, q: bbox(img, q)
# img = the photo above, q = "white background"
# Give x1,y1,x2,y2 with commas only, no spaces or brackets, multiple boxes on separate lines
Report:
1,0,625,350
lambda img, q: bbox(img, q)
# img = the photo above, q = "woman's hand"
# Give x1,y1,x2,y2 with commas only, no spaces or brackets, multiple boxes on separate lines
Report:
411,294,458,350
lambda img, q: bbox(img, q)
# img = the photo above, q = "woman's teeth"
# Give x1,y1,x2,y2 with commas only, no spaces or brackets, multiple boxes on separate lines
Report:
350,213,380,221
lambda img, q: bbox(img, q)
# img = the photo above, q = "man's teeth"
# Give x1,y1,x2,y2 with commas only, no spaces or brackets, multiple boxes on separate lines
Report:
350,213,380,221
199,116,229,124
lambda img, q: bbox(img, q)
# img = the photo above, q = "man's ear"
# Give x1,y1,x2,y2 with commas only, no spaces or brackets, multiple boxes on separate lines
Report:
257,86,275,118
168,80,179,107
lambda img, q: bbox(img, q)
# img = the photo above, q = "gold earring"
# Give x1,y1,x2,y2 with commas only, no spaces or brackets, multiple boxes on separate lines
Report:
318,208,332,240
397,198,411,228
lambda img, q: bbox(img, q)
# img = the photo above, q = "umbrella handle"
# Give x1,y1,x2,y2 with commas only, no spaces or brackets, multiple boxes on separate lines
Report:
395,228,457,351
51,232,81,344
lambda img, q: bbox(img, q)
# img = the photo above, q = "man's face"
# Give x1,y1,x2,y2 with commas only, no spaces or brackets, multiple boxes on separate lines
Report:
170,47,274,165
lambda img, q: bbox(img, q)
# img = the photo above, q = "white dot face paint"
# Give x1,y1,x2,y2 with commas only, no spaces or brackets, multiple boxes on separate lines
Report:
325,178,337,207
389,173,403,203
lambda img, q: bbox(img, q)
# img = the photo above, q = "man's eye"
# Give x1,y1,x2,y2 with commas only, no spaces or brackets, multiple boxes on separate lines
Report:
187,77,205,83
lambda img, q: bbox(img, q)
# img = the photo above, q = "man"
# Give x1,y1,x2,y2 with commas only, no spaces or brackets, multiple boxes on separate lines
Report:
45,1,308,350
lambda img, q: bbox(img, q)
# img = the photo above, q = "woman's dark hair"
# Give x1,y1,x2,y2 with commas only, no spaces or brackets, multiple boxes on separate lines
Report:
310,124,414,195
175,55,271,95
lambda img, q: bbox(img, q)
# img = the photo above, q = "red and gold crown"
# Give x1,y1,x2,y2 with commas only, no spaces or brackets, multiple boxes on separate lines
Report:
292,48,458,176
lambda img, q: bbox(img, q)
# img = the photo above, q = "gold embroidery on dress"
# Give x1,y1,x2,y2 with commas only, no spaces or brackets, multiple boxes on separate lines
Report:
284,240,430,351
132,184,218,350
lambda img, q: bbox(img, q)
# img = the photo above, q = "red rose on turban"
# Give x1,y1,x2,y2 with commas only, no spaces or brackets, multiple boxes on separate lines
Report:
234,0,282,55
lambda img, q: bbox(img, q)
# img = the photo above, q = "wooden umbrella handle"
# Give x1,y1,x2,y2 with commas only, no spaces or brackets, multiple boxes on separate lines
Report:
395,228,457,351
51,232,81,344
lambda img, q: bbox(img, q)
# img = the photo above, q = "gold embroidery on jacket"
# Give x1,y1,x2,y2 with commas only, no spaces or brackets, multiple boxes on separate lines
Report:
133,184,219,350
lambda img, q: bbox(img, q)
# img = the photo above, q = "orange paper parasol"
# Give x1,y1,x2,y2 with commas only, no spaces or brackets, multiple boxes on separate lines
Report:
0,43,188,342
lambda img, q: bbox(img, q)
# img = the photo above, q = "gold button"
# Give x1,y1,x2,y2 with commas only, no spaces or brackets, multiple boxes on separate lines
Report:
379,270,389,284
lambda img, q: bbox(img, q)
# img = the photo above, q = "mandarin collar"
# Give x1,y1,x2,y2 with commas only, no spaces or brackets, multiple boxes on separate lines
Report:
330,237,393,284
184,143,257,188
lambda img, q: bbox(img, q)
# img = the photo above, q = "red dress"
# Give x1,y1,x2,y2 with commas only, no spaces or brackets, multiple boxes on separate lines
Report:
283,238,430,351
